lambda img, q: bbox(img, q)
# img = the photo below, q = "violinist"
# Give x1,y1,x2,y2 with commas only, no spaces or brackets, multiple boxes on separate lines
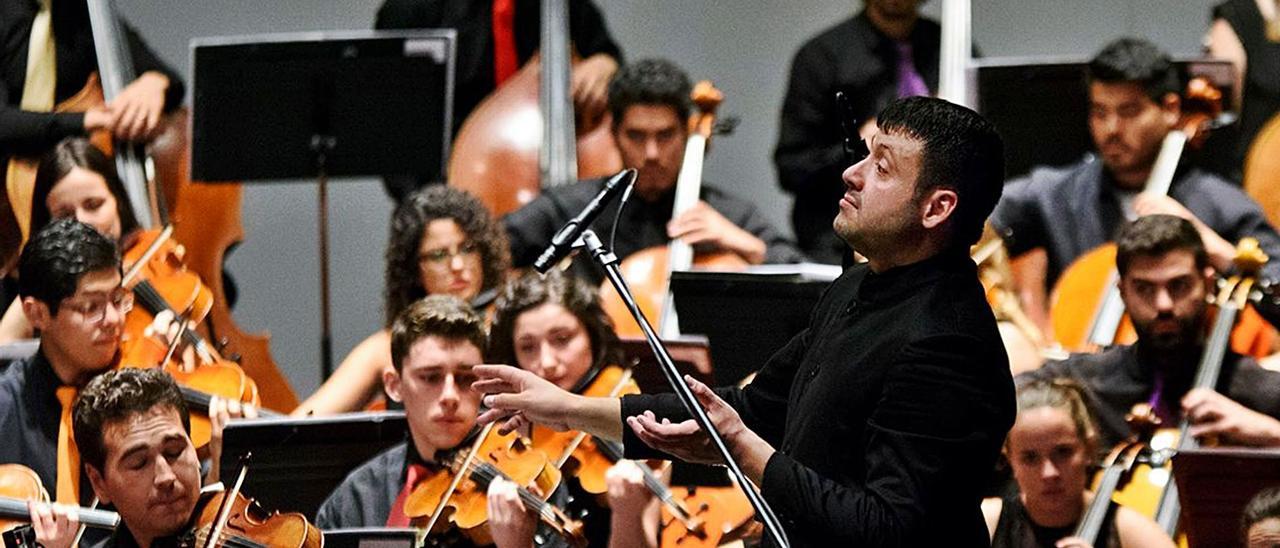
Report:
475,96,1016,546
488,270,657,547
0,0,183,156
294,186,510,416
503,58,805,285
314,295,539,548
1018,214,1280,449
990,37,1280,320
982,379,1173,548
373,0,622,200
0,137,140,344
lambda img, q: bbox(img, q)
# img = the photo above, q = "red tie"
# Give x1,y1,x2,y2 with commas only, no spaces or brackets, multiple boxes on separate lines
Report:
385,463,429,527
492,0,519,86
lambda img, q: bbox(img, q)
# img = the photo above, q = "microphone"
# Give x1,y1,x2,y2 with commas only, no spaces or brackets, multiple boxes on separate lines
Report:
533,169,637,273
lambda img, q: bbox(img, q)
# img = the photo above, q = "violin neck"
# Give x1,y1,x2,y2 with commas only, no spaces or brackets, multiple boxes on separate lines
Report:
178,385,280,418
0,497,120,530
1074,465,1123,543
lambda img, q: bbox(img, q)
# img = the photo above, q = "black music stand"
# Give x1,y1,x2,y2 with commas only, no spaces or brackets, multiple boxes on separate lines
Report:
670,265,839,385
219,411,408,518
1172,447,1280,547
190,30,456,378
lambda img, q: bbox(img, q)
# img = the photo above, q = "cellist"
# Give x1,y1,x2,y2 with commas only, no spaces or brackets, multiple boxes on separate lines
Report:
990,37,1280,331
1017,214,1280,449
373,0,622,200
504,58,804,286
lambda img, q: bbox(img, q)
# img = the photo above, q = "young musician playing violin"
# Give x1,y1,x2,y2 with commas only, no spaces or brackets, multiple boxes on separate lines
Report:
1019,214,1280,448
0,219,253,536
294,186,510,416
314,295,538,547
982,379,1173,548
990,37,1280,328
503,58,805,285
0,137,140,344
488,270,657,548
475,96,1016,546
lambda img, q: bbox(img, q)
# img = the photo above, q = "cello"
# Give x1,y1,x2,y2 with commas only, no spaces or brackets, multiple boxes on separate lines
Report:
1106,238,1270,543
1048,77,1275,358
598,81,745,338
448,0,621,217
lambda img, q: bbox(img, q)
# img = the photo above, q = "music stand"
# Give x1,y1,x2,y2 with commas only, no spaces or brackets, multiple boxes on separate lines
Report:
190,30,456,378
973,56,1235,179
1172,447,1280,547
219,411,408,518
670,265,838,385
323,528,418,548
616,334,714,393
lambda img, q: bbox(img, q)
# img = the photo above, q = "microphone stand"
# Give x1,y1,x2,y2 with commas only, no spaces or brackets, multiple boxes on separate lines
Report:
577,229,790,548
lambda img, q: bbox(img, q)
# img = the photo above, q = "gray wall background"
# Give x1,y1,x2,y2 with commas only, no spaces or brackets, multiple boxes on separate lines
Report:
112,0,1225,405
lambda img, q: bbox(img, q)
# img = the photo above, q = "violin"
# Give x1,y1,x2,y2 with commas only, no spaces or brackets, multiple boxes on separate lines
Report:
599,81,745,339
181,459,321,548
401,423,586,547
529,365,754,548
0,463,119,548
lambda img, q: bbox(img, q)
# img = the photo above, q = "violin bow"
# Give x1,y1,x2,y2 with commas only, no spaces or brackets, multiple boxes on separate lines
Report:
421,422,495,535
203,454,251,548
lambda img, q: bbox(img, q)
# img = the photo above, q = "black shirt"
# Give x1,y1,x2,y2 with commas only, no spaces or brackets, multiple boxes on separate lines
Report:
0,0,185,156
773,11,940,264
503,178,806,285
990,492,1120,548
0,349,97,505
1214,0,1280,168
1017,344,1280,448
619,250,1016,546
374,0,622,138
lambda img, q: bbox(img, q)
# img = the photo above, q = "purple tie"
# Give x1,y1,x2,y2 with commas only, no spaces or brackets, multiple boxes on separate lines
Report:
896,41,929,98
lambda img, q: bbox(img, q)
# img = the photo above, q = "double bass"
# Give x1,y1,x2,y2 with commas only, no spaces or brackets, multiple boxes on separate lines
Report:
449,0,621,217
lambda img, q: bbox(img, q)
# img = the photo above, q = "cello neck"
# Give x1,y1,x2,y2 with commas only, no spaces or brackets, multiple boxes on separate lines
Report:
540,0,577,190
937,0,971,106
85,0,163,229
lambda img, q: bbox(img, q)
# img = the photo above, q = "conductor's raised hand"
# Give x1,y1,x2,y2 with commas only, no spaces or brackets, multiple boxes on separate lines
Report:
472,364,577,434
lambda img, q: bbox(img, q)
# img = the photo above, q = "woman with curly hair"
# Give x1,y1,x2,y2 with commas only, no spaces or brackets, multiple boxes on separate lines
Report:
488,269,659,548
294,185,510,415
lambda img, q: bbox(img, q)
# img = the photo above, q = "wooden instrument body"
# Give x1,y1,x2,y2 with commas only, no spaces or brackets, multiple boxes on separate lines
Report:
531,365,639,495
1244,113,1280,230
659,484,754,548
0,464,120,532
600,248,745,338
190,489,322,548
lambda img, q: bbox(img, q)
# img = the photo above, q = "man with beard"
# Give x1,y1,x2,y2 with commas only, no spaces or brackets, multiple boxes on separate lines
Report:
990,37,1280,323
1018,214,1280,449
504,58,804,285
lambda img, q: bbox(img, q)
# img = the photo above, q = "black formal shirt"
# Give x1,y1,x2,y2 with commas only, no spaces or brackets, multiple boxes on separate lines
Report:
0,0,185,156
1017,344,1280,448
619,250,1016,546
0,349,96,504
503,178,806,285
990,491,1120,548
773,11,940,264
991,155,1280,290
375,0,621,138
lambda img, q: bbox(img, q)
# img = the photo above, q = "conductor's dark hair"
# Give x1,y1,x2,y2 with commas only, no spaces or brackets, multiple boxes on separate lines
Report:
74,368,190,474
607,58,693,126
31,137,140,238
1087,37,1181,103
876,96,1005,248
18,218,120,315
1242,486,1280,541
1115,214,1208,277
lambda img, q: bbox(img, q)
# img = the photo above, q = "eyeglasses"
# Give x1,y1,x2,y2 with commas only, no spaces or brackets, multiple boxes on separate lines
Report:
64,290,133,324
419,241,481,270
